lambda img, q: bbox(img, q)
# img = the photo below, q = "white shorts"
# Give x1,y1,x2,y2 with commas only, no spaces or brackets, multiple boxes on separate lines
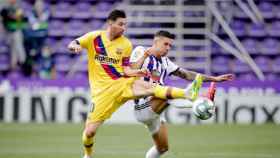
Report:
134,100,166,135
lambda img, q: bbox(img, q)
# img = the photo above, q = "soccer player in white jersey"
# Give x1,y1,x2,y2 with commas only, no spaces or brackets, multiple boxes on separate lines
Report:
130,30,234,158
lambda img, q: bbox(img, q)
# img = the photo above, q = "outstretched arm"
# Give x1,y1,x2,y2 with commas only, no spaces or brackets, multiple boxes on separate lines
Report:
171,68,234,82
123,66,148,77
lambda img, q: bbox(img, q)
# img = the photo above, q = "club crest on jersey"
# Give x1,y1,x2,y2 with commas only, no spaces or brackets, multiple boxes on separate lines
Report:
116,48,123,55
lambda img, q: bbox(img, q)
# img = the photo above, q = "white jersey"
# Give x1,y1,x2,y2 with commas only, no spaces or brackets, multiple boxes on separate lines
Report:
130,46,180,106
130,46,180,133
130,46,179,85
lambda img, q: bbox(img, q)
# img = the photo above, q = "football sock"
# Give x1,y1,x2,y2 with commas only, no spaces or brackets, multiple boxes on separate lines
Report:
82,131,94,157
153,85,187,99
146,146,161,158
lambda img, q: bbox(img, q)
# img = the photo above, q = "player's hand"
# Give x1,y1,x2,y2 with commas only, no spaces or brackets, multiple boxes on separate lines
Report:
214,74,235,82
143,47,152,58
138,68,149,77
68,42,82,54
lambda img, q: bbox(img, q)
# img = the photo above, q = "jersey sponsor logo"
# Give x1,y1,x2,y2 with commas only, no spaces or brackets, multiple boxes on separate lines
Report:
93,35,123,80
94,54,120,65
116,48,123,55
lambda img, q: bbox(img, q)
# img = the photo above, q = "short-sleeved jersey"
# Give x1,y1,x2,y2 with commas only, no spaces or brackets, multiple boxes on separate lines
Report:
130,46,179,85
77,30,133,97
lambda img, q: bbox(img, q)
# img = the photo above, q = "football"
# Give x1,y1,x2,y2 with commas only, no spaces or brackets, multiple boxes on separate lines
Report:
192,97,215,120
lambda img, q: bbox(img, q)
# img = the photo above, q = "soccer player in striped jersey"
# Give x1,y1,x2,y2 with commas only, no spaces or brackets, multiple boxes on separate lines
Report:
130,30,234,158
68,10,204,158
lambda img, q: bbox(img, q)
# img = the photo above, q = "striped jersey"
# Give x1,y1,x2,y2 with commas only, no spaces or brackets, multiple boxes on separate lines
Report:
77,30,132,97
130,46,179,85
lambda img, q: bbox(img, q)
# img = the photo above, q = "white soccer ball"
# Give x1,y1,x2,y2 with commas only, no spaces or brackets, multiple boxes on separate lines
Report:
192,97,215,120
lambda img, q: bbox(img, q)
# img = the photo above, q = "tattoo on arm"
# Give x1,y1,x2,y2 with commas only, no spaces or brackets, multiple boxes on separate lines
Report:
172,68,216,82
172,68,197,80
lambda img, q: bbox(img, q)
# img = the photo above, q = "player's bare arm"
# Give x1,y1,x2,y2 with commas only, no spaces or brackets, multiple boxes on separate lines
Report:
172,68,234,82
68,40,83,54
123,66,148,77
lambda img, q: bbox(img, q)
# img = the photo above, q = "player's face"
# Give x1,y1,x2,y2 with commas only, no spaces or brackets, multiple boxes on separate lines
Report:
156,37,173,56
8,0,17,5
109,18,127,37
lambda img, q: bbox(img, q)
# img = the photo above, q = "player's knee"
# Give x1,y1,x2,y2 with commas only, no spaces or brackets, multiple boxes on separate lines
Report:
84,127,96,137
158,145,168,154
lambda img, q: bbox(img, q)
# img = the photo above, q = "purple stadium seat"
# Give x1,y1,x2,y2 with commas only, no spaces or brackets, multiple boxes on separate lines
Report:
267,21,280,37
247,23,266,37
54,38,73,54
7,70,23,80
237,73,256,81
184,11,196,17
72,71,88,80
55,71,66,79
254,56,272,73
272,57,280,73
93,2,113,19
230,20,246,37
0,43,9,54
211,43,221,55
211,56,231,73
183,46,205,51
54,55,71,72
242,38,259,55
0,53,9,71
65,20,89,37
265,73,278,81
51,2,72,19
77,59,88,72
183,57,206,63
258,2,275,19
45,38,57,47
260,38,280,55
231,59,250,73
72,3,92,19
145,11,175,17
88,19,104,30
48,20,65,37
60,0,77,2
96,2,113,11
276,5,280,19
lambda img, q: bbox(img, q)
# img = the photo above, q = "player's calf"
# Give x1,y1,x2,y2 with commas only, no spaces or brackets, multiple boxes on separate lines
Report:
153,73,202,100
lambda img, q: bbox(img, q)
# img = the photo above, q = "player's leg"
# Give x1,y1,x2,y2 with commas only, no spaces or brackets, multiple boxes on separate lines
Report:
132,74,203,100
168,82,217,109
146,122,169,158
134,98,169,158
82,121,103,158
149,98,169,114
81,95,116,158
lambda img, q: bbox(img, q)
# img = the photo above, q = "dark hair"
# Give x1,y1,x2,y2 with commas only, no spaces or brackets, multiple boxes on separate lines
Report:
154,30,175,39
107,9,126,21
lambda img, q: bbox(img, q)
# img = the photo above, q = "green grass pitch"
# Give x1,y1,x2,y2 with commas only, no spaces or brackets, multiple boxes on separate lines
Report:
0,123,279,158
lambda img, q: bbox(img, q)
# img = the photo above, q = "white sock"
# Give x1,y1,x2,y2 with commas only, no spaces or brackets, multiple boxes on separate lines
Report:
168,98,194,108
146,146,161,158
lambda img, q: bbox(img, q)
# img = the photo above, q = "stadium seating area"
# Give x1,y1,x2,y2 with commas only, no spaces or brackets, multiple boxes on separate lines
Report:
0,0,279,82
212,0,280,80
